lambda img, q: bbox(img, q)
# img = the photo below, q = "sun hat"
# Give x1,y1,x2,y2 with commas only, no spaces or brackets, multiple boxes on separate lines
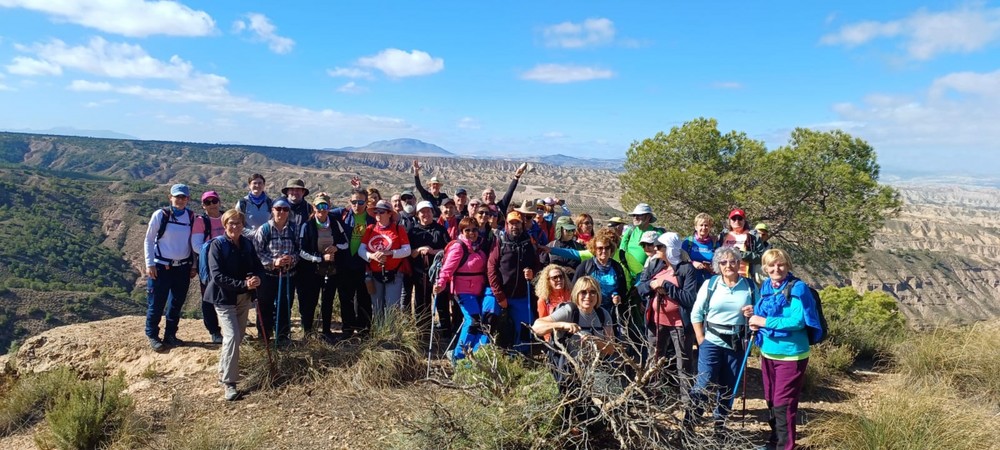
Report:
514,199,537,216
606,217,627,226
373,200,392,212
640,230,660,244
281,179,310,196
628,203,657,223
429,176,442,184
556,215,576,231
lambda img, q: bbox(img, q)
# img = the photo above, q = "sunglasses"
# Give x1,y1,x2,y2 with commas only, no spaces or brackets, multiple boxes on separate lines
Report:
462,228,480,234
202,198,219,205
548,273,565,280
719,260,739,266
351,200,367,206
315,203,330,211
730,217,745,221
641,242,655,247
579,289,598,297
595,246,611,251
375,210,390,215
273,207,290,212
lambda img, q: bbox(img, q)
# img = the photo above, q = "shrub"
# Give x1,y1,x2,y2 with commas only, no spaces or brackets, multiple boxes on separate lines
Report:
397,346,562,449
34,370,146,450
0,368,76,436
894,322,1000,405
821,287,906,359
806,381,999,449
347,309,423,389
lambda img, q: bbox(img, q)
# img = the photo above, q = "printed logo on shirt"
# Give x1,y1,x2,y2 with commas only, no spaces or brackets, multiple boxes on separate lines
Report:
367,234,394,252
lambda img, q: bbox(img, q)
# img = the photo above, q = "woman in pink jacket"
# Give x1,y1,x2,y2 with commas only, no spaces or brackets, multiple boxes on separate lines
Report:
434,217,489,360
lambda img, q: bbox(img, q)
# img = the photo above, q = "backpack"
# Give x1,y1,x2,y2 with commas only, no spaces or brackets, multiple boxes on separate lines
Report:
194,215,214,284
428,240,471,286
237,196,273,214
784,279,827,345
154,207,195,264
198,235,232,285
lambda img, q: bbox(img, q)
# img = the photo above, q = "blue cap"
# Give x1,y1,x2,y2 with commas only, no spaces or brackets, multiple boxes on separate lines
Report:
272,198,291,209
170,184,190,197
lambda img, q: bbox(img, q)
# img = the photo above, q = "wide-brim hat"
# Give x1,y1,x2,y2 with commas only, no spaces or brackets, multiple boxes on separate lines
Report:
514,199,537,216
606,216,626,226
555,215,576,231
429,176,442,185
373,200,393,212
640,230,660,244
281,179,310,196
629,203,657,223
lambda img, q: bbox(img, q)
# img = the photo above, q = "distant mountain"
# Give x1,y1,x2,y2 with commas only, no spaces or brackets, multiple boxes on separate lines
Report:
528,154,625,171
326,138,455,157
4,127,139,140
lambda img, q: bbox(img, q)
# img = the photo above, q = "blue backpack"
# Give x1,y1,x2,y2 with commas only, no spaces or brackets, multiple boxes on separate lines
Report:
198,226,228,285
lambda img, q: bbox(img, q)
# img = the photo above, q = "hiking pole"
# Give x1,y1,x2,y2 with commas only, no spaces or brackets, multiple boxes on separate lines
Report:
729,330,756,425
426,289,438,378
275,267,284,353
250,272,275,381
740,330,756,427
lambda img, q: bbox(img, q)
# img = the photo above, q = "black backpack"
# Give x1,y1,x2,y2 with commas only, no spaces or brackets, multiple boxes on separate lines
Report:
428,240,471,286
548,302,611,383
784,279,827,345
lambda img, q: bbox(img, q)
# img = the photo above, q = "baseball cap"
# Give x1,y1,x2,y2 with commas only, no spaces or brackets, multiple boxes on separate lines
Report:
200,190,219,202
170,184,190,197
455,188,467,196
416,201,434,211
506,211,523,223
755,222,769,231
729,209,746,220
374,200,392,212
640,230,660,244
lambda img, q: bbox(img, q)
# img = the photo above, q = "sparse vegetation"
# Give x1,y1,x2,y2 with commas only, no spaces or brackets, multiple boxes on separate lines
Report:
893,322,1000,405
0,368,76,437
821,287,907,360
807,380,1000,450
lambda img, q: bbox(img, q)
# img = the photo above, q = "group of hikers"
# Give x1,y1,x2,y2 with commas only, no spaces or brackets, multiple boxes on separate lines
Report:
143,161,822,450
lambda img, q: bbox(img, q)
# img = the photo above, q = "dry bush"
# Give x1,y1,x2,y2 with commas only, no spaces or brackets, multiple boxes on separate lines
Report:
34,370,148,450
400,338,755,449
893,322,1000,405
0,367,76,436
240,308,424,392
807,380,1000,450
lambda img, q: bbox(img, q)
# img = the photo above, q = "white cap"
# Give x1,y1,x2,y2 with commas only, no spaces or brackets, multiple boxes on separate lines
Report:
416,201,434,211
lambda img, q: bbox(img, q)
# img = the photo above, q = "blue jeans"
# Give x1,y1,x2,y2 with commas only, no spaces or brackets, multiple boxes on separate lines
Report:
145,263,192,340
690,340,742,422
453,292,491,360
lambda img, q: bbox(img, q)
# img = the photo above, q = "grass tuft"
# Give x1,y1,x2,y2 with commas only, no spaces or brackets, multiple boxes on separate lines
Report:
893,321,1000,405
0,367,76,437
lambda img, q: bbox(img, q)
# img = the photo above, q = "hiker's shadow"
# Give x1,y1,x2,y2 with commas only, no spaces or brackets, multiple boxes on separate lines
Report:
741,366,855,404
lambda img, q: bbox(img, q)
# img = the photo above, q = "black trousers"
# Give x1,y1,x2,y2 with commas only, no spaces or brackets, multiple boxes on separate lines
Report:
200,282,221,337
297,272,338,334
337,267,372,333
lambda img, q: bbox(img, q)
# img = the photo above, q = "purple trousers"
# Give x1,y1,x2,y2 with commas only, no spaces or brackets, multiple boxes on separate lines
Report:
760,357,808,450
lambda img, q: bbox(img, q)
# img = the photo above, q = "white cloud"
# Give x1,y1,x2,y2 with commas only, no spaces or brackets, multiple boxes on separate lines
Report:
457,117,480,129
0,0,215,37
821,4,1000,60
336,81,366,94
327,67,372,79
356,48,444,78
14,37,194,80
232,13,294,54
83,99,117,108
68,79,113,91
542,131,566,139
6,56,62,75
542,17,616,48
0,83,11,91
520,64,614,83
833,69,1000,151
710,81,744,89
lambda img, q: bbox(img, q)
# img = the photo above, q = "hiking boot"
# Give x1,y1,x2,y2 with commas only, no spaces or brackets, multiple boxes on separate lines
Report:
164,336,185,347
210,333,223,344
148,337,165,352
223,383,238,401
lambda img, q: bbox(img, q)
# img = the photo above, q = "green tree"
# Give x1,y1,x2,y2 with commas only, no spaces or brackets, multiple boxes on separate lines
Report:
620,118,900,268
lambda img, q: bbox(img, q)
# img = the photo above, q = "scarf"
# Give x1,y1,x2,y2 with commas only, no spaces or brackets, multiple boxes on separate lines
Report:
247,191,268,206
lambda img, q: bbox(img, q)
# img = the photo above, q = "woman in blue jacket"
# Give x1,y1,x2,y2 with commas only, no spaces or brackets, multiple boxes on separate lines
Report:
748,248,820,450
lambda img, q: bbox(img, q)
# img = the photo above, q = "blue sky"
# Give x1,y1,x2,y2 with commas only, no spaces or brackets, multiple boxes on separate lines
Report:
1,1,998,176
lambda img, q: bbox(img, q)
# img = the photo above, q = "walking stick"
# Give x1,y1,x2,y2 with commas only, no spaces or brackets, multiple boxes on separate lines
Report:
426,288,439,378
729,330,756,425
275,267,283,353
250,273,275,381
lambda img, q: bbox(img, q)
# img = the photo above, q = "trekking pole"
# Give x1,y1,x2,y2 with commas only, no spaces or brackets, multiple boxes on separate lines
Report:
426,289,438,378
275,267,283,353
729,330,756,423
740,330,756,427
250,272,275,381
